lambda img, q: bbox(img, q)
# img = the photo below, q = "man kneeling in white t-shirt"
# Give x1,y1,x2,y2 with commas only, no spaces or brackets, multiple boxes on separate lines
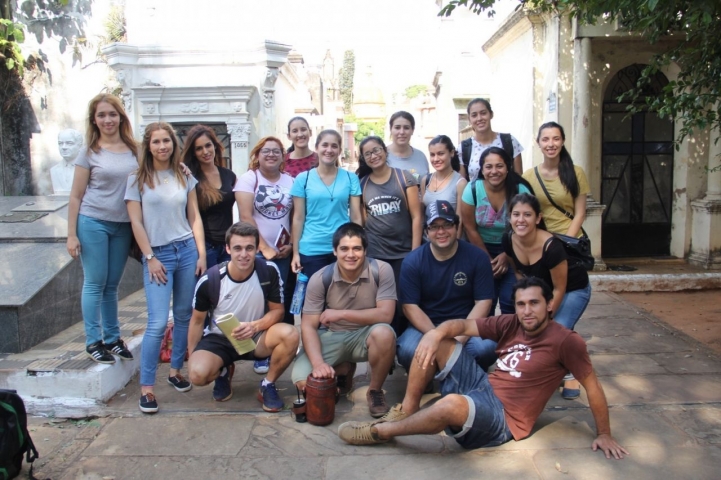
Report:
187,222,299,411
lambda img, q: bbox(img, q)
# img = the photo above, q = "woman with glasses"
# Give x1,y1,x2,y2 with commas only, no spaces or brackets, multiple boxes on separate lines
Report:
235,137,294,285
182,125,237,268
125,122,206,414
291,129,362,279
356,136,423,334
461,147,533,315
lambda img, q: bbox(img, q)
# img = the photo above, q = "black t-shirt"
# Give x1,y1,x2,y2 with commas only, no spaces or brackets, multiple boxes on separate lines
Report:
502,233,588,292
199,167,237,244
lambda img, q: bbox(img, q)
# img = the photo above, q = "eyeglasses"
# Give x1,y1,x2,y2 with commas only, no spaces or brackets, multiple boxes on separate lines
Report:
260,148,282,156
363,147,384,158
427,222,456,232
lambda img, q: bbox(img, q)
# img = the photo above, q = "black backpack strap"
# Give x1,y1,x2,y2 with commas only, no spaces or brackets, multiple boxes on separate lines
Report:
424,173,431,189
500,133,514,168
533,167,588,237
393,168,409,207
471,179,479,206
253,257,272,307
461,138,472,180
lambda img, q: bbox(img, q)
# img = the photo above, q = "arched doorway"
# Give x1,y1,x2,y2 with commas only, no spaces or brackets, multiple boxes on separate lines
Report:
601,64,674,257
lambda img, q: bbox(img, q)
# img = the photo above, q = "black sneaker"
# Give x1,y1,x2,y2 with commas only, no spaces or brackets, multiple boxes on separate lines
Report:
167,373,192,392
106,338,133,361
213,363,234,402
139,393,159,413
86,341,115,364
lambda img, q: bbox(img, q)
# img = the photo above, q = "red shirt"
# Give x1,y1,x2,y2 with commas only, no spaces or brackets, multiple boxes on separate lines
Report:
284,152,318,178
476,315,593,440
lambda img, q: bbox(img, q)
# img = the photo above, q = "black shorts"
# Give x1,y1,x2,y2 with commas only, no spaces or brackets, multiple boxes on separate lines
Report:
194,332,265,366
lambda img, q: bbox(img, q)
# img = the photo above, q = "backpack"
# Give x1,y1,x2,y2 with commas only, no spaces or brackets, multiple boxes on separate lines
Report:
460,133,514,180
321,259,380,309
0,390,39,480
205,257,275,322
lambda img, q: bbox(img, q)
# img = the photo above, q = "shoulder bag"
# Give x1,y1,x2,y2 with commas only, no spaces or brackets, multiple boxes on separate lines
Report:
533,167,594,271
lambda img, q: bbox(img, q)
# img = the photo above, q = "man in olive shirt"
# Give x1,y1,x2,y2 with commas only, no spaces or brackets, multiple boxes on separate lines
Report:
291,222,397,418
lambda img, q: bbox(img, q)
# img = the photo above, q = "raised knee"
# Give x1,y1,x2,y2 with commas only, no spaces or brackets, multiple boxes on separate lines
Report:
188,362,212,386
369,325,395,345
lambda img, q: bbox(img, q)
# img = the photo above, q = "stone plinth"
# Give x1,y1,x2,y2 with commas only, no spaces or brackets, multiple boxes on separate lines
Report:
688,197,721,269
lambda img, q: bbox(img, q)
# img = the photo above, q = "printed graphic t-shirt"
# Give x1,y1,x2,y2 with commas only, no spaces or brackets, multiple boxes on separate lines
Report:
477,315,593,440
234,169,294,251
461,181,531,245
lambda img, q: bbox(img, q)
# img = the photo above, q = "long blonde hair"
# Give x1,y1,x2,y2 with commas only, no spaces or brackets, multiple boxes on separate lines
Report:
248,136,286,172
181,125,225,210
134,122,186,193
85,93,137,157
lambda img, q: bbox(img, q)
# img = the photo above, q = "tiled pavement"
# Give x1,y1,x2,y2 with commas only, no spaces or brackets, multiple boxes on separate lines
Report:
10,290,721,479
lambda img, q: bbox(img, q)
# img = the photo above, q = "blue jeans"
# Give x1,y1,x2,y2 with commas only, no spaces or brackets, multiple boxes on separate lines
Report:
205,240,230,268
299,252,336,280
487,243,515,315
437,342,512,449
140,238,198,386
397,325,498,372
554,282,592,330
77,214,132,347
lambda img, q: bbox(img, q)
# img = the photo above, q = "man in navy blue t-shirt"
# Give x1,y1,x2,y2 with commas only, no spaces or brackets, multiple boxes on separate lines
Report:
397,200,496,370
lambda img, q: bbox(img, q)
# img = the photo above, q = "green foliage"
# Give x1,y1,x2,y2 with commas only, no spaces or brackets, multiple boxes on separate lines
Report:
103,3,126,43
339,50,355,114
439,0,721,147
346,114,385,146
404,84,428,99
0,18,25,74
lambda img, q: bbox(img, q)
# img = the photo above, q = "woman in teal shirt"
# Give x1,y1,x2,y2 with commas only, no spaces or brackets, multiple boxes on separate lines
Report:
460,147,534,314
290,129,362,279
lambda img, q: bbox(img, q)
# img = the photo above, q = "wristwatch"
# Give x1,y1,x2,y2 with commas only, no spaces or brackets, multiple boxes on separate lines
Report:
145,253,155,261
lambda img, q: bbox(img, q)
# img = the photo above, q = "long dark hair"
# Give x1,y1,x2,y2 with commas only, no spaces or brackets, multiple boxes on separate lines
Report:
286,116,310,154
537,122,579,198
356,136,387,179
479,147,534,206
428,135,460,172
509,193,548,231
181,125,225,209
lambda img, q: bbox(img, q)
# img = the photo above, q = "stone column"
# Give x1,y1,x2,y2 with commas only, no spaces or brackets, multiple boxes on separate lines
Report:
227,123,252,177
689,126,721,269
259,67,280,138
571,37,606,270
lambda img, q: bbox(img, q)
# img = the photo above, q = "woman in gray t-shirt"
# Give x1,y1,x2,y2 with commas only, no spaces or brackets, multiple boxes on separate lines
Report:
125,122,205,414
386,111,429,181
357,135,423,334
66,94,138,366
420,135,468,238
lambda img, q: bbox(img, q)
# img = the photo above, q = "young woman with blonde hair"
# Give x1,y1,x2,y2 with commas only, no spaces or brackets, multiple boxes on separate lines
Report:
125,122,206,414
66,94,138,365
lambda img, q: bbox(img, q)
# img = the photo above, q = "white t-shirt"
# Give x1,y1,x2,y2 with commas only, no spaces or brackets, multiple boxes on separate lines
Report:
234,170,294,252
461,134,524,183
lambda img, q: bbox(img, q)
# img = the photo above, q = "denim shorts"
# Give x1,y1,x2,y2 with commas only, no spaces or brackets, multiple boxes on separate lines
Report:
436,342,513,449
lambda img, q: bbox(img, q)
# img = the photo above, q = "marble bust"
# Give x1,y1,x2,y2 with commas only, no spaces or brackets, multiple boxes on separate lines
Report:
50,129,83,194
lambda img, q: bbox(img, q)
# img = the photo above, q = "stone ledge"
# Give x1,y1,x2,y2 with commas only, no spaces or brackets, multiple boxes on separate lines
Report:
590,272,721,292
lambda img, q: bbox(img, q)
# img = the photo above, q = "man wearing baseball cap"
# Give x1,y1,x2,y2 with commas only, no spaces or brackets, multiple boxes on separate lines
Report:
395,200,496,373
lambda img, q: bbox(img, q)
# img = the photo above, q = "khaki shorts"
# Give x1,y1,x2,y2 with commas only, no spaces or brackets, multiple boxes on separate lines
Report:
291,324,395,384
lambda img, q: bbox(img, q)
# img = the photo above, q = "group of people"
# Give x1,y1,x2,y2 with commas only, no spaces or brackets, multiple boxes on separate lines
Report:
65,92,626,458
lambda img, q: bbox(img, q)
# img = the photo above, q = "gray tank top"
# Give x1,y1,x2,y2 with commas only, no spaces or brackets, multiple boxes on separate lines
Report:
422,171,462,211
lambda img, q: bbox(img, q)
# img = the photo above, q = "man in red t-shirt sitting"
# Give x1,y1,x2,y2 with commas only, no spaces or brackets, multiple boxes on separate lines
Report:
338,277,628,459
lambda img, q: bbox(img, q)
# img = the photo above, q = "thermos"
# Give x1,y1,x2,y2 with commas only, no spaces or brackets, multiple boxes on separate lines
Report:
289,272,309,315
304,375,337,426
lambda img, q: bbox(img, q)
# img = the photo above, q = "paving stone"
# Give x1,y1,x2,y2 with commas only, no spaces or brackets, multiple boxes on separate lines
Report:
530,445,721,480
649,352,721,374
587,292,617,305
82,416,253,457
58,456,326,480
594,374,721,406
590,354,669,377
325,450,540,479
662,407,721,445
586,333,693,355
577,316,669,336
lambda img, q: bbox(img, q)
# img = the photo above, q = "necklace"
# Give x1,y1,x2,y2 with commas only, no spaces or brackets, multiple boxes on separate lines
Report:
159,170,172,184
431,171,452,192
320,169,339,201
